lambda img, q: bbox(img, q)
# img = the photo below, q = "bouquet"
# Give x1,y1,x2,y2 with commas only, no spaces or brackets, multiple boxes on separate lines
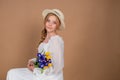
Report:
34,50,52,73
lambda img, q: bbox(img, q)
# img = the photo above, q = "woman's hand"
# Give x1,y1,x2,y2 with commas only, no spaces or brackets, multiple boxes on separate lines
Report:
27,59,34,72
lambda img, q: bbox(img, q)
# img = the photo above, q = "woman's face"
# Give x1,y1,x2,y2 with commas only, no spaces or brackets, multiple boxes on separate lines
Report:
45,15,60,33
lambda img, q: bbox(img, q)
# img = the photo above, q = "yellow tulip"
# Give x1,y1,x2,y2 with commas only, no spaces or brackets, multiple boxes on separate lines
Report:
46,56,52,60
45,52,50,56
43,66,48,69
48,63,52,67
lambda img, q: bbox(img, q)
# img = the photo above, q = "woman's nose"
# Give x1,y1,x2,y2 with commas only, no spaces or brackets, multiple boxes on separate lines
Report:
48,22,52,26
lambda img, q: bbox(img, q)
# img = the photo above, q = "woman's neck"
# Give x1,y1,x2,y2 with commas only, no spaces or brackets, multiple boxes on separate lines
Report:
43,32,57,43
46,32,57,39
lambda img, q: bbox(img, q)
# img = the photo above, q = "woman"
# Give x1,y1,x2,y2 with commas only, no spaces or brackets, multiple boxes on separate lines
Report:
6,9,65,80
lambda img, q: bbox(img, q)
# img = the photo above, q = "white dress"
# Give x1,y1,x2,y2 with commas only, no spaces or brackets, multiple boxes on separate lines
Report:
6,35,64,80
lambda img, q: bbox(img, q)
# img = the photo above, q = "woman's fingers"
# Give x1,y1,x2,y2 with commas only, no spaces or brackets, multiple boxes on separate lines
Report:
27,61,34,71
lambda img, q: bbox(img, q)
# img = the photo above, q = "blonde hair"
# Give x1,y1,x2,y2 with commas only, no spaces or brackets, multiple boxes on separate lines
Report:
38,13,61,46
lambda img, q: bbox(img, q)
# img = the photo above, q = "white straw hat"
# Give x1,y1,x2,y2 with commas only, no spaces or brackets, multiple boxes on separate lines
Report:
42,9,65,30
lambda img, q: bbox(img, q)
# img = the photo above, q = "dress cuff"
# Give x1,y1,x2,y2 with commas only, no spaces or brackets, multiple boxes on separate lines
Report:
30,58,36,63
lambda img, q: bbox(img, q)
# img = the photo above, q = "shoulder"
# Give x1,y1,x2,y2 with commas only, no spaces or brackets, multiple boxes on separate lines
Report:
50,35,64,44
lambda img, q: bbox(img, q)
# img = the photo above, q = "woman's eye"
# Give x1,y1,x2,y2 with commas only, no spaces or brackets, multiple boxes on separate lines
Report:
53,21,56,24
47,19,50,22
47,19,56,24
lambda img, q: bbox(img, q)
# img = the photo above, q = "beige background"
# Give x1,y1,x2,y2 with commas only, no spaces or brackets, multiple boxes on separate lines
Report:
0,0,120,80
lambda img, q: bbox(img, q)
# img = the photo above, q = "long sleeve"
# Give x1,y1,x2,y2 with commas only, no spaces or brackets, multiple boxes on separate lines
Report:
46,36,64,75
29,58,36,63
